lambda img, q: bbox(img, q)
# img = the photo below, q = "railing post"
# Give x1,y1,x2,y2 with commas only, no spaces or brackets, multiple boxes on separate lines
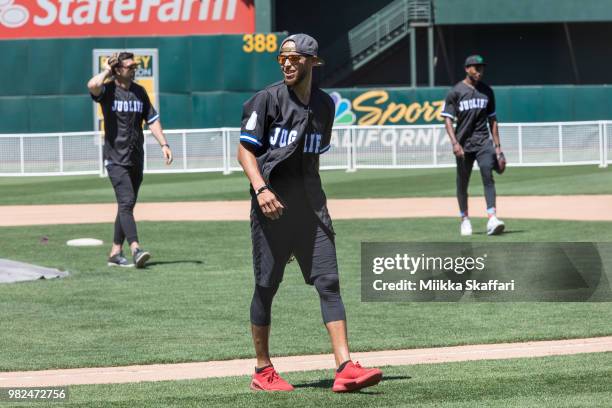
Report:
518,124,523,164
346,126,357,172
228,129,233,174
19,135,24,175
599,122,603,168
605,121,609,167
345,129,351,172
352,127,358,171
143,133,148,172
558,124,563,163
600,121,608,168
391,131,397,167
58,134,64,174
98,132,104,177
432,126,438,166
182,131,188,171
223,128,231,175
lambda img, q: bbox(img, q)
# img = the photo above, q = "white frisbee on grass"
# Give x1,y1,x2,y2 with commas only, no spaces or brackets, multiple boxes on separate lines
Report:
66,238,104,247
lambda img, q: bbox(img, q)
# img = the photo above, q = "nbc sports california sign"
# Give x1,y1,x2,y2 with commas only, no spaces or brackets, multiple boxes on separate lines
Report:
0,0,254,39
329,89,447,126
328,89,449,150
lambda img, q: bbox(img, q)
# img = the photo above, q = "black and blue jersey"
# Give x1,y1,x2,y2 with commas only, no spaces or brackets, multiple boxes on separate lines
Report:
91,81,158,167
442,81,496,153
239,80,335,232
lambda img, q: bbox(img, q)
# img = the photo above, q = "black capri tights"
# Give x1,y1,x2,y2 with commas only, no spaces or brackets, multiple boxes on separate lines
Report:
250,274,346,326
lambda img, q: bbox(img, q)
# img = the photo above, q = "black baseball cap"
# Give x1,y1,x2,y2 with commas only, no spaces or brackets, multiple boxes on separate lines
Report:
464,54,487,67
280,33,325,66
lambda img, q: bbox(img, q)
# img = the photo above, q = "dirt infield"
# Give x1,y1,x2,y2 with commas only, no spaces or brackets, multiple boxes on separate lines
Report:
1,195,612,226
0,337,610,387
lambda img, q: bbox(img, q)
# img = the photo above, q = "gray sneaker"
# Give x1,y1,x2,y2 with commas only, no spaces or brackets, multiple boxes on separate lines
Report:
133,248,151,269
107,252,133,267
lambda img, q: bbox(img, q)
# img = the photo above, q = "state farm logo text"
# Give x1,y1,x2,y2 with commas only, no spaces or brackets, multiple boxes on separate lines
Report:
0,0,239,28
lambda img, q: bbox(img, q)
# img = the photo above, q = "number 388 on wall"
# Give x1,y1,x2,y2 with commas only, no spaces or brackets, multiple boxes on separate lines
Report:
243,34,278,53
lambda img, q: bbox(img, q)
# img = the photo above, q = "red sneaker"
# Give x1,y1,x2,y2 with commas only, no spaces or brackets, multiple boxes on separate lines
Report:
250,366,294,391
332,361,383,392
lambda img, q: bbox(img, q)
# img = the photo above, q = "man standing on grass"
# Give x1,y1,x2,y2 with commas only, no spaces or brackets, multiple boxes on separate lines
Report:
442,54,506,236
88,52,173,268
237,34,382,392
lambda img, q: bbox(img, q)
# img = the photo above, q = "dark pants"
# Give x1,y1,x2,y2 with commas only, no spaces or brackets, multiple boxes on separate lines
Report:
456,144,496,214
107,164,143,245
250,201,338,287
249,198,346,325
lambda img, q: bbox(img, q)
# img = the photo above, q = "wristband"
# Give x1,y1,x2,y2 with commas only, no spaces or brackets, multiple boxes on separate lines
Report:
161,144,170,149
495,144,501,148
255,185,269,196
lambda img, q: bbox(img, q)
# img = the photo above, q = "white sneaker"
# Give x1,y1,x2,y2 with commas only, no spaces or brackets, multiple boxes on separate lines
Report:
487,216,505,236
460,218,472,236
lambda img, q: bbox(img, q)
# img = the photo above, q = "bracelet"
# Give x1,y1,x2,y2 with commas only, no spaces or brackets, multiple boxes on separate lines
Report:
495,144,501,148
255,185,269,196
161,144,170,149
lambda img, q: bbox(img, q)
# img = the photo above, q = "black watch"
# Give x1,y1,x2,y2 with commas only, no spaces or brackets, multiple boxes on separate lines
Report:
161,144,170,149
255,185,269,196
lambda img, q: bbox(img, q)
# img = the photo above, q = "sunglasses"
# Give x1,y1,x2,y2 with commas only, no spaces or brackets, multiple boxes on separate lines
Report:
277,54,305,65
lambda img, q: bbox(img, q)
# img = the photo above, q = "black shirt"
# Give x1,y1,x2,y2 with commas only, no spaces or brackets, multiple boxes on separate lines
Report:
239,81,335,230
91,81,159,167
270,133,308,209
442,81,496,153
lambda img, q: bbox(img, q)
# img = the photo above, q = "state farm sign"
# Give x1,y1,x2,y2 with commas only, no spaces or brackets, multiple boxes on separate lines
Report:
0,0,254,39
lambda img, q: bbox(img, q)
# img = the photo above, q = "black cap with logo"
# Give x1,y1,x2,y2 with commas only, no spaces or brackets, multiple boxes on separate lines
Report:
464,54,487,67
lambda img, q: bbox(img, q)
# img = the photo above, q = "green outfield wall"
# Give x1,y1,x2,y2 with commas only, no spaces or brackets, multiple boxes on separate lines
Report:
0,34,282,133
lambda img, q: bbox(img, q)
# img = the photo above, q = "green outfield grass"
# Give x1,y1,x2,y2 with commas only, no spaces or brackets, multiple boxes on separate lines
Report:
9,353,612,407
0,165,610,205
0,218,610,372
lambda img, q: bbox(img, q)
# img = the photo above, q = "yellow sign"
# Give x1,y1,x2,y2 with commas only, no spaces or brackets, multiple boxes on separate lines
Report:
92,49,159,133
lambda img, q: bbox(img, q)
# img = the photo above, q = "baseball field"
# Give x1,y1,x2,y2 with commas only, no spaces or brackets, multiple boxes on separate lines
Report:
1,165,611,406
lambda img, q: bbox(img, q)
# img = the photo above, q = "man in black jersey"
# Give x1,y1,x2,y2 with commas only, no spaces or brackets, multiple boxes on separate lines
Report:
87,52,173,268
237,34,382,393
442,55,505,236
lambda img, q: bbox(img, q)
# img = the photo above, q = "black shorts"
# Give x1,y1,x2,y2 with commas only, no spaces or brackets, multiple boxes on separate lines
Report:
250,201,338,287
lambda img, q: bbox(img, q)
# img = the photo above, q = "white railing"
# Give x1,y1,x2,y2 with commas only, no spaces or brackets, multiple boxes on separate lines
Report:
0,121,609,176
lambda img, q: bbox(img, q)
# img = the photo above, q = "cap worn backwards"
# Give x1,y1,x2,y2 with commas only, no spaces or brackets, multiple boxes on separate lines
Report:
280,33,325,66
